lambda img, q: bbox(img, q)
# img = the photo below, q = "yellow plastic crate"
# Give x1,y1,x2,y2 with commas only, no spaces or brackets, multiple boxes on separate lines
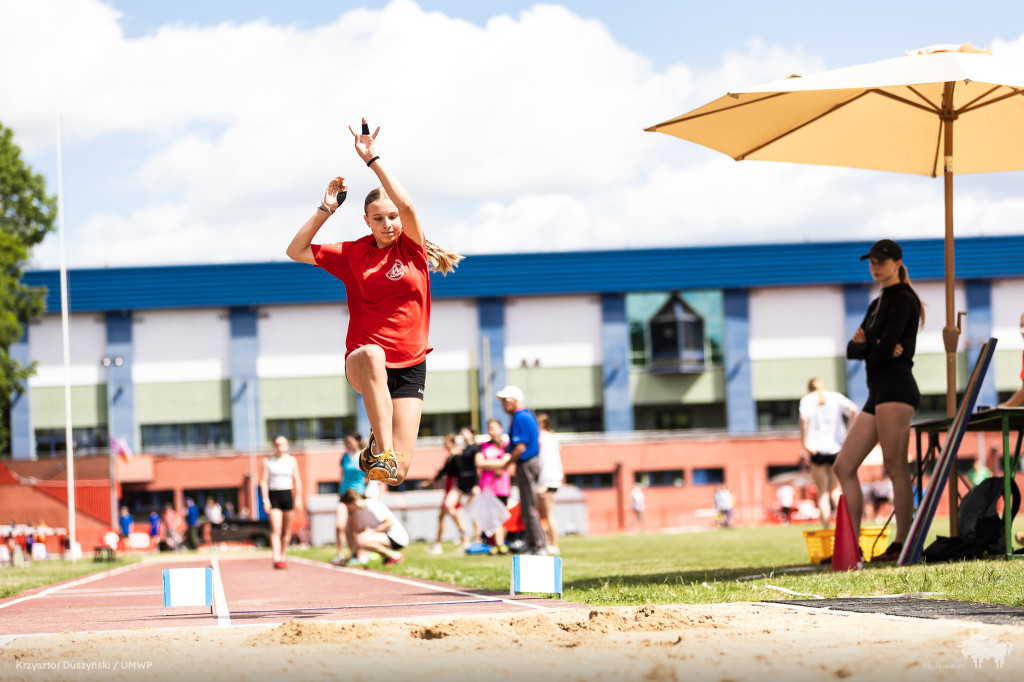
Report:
803,527,890,564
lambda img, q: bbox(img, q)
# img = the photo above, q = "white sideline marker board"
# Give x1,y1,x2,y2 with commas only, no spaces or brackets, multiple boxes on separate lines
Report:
510,555,562,598
162,567,214,615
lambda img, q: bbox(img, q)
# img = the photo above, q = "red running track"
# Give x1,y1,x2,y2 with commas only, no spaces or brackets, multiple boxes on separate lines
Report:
0,554,581,638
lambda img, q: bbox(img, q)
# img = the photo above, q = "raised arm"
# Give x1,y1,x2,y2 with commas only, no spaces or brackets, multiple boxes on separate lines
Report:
348,118,424,246
286,177,348,265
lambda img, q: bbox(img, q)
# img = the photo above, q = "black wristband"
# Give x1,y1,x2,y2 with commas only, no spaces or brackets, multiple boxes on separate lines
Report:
367,156,380,167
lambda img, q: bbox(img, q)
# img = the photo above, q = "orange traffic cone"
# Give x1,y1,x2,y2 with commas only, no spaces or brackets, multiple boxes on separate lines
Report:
831,494,862,571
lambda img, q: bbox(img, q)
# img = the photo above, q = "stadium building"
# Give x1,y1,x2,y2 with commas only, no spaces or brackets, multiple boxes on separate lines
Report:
5,236,1024,548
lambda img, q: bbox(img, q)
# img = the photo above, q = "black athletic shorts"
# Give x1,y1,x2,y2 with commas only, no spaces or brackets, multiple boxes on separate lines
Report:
268,489,295,511
863,368,921,414
386,360,426,400
809,452,838,466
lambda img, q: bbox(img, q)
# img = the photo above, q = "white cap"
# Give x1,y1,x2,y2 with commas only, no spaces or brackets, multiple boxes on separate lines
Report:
495,385,524,403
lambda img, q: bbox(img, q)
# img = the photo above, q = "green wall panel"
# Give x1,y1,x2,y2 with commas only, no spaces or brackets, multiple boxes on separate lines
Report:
994,349,1024,392
506,366,602,408
631,367,724,405
260,376,351,418
424,370,474,413
751,358,847,400
135,381,231,423
30,385,105,428
912,352,970,396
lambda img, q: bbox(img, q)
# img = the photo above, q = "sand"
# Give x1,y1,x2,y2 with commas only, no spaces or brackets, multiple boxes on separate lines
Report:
2,602,1022,681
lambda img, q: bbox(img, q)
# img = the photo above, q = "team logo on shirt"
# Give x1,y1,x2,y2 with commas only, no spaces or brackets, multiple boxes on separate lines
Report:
386,259,406,281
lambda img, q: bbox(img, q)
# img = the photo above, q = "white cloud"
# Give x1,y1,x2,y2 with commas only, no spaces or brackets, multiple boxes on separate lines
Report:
4,0,1024,270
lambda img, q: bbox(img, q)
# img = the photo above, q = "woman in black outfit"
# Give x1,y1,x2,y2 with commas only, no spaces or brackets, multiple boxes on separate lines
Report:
834,239,924,563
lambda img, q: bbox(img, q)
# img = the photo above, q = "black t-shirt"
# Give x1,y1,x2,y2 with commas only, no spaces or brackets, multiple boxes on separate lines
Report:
847,282,920,375
452,444,481,490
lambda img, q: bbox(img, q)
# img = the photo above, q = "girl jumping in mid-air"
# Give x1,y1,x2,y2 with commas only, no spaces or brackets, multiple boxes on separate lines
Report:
286,119,461,485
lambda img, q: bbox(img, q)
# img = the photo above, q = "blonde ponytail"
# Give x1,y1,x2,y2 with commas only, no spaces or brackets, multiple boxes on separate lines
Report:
808,378,826,405
425,240,463,275
898,264,925,328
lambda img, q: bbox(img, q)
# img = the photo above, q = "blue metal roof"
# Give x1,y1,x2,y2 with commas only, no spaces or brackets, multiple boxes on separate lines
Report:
22,235,1024,314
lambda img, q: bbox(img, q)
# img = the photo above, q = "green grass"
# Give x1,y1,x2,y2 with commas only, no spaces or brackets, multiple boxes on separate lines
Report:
294,521,1024,607
0,555,142,598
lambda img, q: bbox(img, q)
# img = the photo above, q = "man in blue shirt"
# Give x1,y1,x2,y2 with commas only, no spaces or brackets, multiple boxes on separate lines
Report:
184,497,200,549
497,385,546,555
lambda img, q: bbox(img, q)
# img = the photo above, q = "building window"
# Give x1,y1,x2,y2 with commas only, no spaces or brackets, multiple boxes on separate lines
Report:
626,290,725,369
34,427,107,457
756,400,799,428
418,412,472,438
317,481,339,495
530,408,603,433
140,421,233,452
265,417,354,445
766,465,801,481
634,405,727,431
566,472,614,489
691,467,724,486
635,470,685,487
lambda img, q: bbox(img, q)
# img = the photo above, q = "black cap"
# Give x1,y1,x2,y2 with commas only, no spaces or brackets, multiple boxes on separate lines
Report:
859,239,902,261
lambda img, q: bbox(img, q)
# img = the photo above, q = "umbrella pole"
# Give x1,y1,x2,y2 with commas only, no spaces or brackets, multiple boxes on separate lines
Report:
941,86,960,536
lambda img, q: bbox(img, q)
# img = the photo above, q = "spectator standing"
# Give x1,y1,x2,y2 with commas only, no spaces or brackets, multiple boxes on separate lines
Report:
496,385,546,555
204,496,224,545
148,509,161,548
427,431,477,555
184,498,200,549
260,435,303,569
118,506,134,540
834,239,924,563
799,378,858,529
713,485,734,528
629,484,646,532
161,503,183,550
536,413,564,555
477,419,513,552
776,484,795,525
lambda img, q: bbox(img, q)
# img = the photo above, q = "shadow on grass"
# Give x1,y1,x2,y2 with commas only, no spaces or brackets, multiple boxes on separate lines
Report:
563,558,906,590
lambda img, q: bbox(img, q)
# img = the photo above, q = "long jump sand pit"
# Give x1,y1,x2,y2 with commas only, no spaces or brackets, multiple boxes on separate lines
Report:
3,602,1023,680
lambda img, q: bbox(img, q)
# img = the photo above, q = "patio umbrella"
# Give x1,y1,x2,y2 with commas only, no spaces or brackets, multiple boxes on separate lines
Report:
646,44,1024,531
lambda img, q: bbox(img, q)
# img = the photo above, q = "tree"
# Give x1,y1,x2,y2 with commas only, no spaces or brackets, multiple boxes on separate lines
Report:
0,122,57,456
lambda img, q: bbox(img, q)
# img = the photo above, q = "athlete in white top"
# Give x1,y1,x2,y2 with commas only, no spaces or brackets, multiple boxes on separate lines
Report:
260,435,303,569
799,378,857,529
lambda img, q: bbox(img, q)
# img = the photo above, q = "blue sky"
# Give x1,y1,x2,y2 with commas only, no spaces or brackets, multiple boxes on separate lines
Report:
4,0,1024,269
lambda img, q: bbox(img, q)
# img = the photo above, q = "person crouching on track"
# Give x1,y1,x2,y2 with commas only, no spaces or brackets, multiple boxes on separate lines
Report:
340,489,408,567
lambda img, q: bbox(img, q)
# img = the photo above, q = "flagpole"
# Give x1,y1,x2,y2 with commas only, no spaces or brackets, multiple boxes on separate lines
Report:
56,117,76,560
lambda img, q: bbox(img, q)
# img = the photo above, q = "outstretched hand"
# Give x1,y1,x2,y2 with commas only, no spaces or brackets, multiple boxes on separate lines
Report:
323,176,348,210
348,117,380,164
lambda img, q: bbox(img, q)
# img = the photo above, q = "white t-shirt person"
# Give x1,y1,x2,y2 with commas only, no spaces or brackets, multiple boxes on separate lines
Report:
799,389,858,455
355,498,409,548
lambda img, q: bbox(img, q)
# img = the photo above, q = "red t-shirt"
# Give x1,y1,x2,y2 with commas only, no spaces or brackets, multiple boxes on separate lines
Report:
311,233,431,368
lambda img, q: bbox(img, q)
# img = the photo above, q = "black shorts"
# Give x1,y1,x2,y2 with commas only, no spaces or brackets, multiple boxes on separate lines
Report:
268,489,294,511
388,535,406,551
386,360,426,400
863,369,920,414
809,452,838,466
